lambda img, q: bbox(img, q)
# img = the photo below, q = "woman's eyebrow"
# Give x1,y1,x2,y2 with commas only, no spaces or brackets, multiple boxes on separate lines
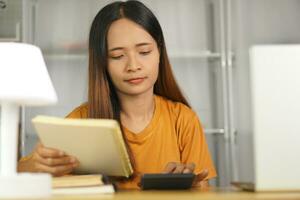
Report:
109,47,124,52
136,42,152,47
109,42,152,52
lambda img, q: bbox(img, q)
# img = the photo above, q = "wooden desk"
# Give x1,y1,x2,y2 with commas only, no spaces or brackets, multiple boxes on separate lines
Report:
50,187,300,200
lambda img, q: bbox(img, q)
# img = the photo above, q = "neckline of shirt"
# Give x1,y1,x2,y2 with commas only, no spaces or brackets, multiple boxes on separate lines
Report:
122,95,161,143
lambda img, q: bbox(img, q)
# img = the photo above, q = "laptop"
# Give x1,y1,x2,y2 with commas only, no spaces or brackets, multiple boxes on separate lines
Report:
233,45,300,192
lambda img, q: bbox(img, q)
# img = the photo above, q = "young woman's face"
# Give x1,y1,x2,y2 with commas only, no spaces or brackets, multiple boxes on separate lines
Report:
107,18,160,97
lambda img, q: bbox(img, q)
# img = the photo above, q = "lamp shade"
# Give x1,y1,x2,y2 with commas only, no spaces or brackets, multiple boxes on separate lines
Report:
0,42,57,105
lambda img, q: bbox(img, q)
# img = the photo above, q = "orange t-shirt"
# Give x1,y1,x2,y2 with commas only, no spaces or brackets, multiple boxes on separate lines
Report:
67,95,217,189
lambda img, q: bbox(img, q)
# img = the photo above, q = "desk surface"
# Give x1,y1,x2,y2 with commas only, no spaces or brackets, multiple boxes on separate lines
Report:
50,187,300,200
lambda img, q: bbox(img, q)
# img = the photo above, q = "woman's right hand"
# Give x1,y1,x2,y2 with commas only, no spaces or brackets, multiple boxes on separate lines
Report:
18,142,79,176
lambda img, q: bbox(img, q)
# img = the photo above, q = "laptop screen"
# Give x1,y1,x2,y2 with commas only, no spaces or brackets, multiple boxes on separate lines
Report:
250,45,300,191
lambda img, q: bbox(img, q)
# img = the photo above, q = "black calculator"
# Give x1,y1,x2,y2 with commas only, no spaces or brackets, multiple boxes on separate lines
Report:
140,173,195,190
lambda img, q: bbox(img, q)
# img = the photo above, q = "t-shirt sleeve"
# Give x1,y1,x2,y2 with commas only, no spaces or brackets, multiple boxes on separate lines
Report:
65,104,88,118
177,108,217,180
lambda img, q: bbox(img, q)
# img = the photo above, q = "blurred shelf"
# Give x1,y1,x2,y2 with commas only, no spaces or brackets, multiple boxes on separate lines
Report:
204,128,225,135
42,49,223,61
169,50,221,59
44,53,88,61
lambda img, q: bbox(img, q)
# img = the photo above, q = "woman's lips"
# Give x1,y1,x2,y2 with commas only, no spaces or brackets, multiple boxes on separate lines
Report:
126,77,145,84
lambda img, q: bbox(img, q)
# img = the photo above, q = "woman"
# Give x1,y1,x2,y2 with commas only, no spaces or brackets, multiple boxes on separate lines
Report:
18,0,216,189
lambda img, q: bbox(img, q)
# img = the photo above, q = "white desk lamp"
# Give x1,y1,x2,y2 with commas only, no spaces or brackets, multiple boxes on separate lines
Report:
0,43,57,198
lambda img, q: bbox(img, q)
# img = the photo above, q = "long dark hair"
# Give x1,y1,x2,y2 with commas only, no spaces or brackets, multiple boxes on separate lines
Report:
88,0,189,171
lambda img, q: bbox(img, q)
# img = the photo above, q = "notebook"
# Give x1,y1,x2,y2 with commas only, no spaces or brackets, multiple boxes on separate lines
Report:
32,115,133,177
233,45,300,192
52,174,114,195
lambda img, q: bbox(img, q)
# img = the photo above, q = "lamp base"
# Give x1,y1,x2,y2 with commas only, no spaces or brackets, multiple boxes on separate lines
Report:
0,173,52,198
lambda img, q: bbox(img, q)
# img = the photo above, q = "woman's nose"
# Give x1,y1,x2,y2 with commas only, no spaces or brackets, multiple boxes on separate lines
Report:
126,54,141,72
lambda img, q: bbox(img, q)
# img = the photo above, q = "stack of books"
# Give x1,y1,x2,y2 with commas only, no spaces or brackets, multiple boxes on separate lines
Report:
52,174,114,195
